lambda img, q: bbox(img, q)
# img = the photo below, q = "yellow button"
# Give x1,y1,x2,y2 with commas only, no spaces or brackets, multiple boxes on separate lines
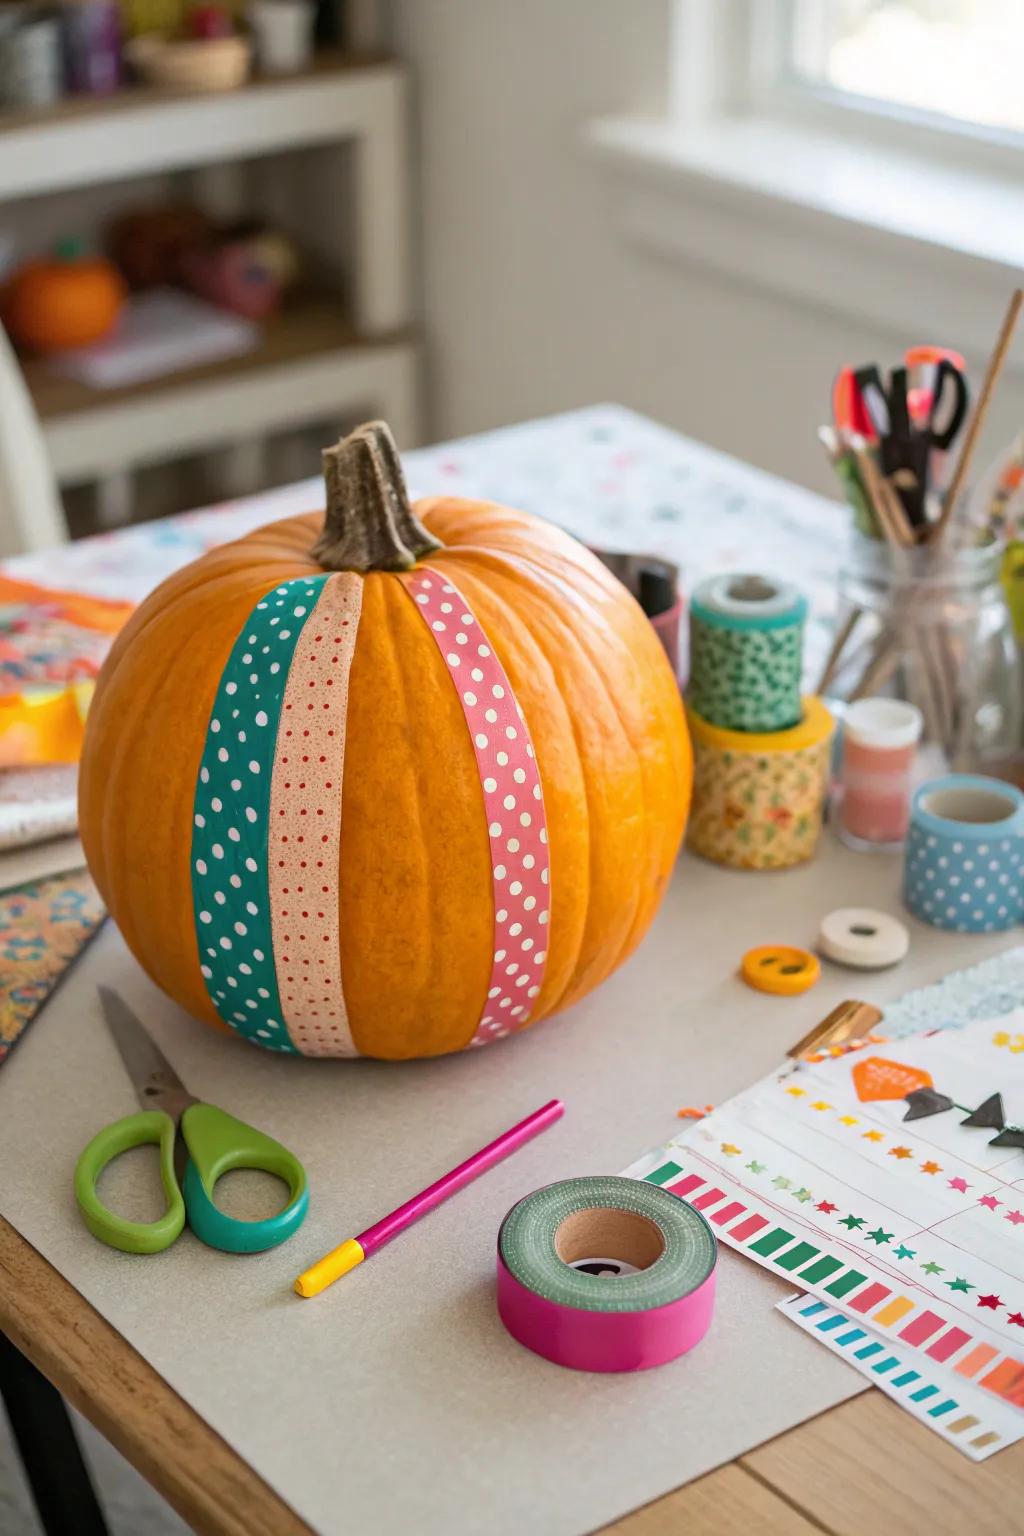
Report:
741,945,821,996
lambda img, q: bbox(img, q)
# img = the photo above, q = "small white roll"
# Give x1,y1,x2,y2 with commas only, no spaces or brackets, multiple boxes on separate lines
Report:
818,907,909,970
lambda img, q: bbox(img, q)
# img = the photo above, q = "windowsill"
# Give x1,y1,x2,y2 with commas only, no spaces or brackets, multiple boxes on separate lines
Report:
586,111,1024,368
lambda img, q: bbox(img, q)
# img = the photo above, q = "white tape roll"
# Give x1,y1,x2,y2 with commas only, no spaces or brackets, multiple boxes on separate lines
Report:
818,907,909,970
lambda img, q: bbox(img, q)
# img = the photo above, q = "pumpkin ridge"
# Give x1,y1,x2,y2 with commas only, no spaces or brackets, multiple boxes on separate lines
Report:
342,573,445,1056
450,555,668,1012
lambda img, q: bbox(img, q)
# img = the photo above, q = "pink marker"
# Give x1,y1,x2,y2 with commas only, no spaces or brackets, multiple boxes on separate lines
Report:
294,1099,565,1297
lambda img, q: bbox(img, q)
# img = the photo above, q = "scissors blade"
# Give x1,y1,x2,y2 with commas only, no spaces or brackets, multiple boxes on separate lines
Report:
97,986,197,1120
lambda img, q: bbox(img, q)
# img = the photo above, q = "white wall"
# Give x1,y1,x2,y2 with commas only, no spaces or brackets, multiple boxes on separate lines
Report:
390,0,1023,497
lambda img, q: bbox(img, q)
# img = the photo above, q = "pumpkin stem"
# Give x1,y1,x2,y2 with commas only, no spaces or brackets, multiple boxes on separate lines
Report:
314,421,442,573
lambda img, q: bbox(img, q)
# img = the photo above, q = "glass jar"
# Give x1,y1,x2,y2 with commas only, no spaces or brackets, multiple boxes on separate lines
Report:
829,530,1022,773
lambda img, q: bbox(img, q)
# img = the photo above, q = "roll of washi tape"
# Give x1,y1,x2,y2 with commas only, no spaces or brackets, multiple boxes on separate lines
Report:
496,1176,716,1373
903,774,1024,933
687,573,807,733
818,907,909,969
686,697,834,871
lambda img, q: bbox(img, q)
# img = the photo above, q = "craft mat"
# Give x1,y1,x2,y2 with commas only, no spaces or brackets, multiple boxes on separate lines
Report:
0,836,1017,1536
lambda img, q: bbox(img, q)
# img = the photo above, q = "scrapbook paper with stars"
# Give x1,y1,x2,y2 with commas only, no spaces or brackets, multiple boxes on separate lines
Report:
624,1008,1024,1431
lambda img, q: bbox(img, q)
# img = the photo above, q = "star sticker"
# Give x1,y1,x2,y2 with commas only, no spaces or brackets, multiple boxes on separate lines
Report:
977,1294,1003,1310
720,1143,742,1156
861,1131,884,1143
1008,1312,1024,1327
920,1261,944,1276
920,1161,942,1175
791,1187,812,1203
948,1176,971,1193
946,1276,974,1293
888,1146,913,1160
894,1244,916,1261
772,1176,792,1190
838,1115,859,1126
785,1086,806,1097
840,1214,865,1230
816,1200,838,1214
810,1101,832,1112
979,1194,1002,1210
865,1227,893,1245
1006,1210,1024,1225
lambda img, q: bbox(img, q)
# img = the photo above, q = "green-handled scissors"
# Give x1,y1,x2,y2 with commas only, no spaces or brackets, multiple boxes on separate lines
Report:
74,987,309,1256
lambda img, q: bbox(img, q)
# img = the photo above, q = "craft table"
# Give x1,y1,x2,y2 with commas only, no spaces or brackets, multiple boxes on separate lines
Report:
2,407,1022,1536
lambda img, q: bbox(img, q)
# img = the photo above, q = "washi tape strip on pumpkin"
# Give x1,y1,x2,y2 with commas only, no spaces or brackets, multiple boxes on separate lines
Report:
191,575,335,1054
402,568,550,1048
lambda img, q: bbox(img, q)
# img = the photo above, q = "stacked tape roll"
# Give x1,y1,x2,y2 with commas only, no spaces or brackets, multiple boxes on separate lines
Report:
497,1175,716,1372
903,774,1024,933
688,574,807,733
686,696,834,870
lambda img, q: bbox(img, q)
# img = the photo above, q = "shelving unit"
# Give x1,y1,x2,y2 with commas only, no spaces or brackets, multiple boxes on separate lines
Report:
0,51,420,543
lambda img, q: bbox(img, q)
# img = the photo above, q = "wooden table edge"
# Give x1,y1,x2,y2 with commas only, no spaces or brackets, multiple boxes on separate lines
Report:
2,1211,835,1536
0,1214,313,1536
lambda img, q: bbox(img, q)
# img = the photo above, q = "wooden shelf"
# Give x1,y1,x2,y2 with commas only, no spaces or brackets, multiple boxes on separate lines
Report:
24,296,399,420
0,51,402,200
29,296,418,481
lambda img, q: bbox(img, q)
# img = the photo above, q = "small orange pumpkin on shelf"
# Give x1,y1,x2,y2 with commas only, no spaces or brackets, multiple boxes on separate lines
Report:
80,422,691,1060
4,238,125,352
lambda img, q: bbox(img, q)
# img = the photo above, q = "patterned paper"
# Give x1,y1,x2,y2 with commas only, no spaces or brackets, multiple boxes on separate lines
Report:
0,871,106,1066
779,1295,1024,1460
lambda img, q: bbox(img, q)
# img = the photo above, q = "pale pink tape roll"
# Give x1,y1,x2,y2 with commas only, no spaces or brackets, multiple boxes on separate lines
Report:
496,1255,716,1372
268,572,363,1056
404,567,550,1047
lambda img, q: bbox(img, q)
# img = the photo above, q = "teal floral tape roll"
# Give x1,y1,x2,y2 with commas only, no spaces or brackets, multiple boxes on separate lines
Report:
687,573,807,733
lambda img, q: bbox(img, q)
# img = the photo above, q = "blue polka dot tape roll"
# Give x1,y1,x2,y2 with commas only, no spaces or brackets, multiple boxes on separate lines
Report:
903,774,1024,934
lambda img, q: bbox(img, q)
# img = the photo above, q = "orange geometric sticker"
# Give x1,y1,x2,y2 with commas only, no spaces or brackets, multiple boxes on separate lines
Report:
851,1057,933,1103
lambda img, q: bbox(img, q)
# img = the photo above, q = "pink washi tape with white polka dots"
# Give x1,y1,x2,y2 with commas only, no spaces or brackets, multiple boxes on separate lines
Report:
405,568,550,1046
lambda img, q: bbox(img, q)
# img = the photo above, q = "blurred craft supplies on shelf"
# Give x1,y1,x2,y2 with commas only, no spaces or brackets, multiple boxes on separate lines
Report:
75,986,309,1255
817,290,1024,771
47,289,259,390
295,1099,565,1298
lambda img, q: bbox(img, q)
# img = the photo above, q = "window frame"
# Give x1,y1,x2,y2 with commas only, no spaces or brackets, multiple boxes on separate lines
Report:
681,0,1024,178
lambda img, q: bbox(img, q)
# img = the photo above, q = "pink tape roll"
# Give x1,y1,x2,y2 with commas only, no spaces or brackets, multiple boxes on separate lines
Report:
496,1177,717,1373
496,1255,715,1373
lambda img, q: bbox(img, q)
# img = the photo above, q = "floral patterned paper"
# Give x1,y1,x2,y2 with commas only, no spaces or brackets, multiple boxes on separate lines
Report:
0,871,106,1066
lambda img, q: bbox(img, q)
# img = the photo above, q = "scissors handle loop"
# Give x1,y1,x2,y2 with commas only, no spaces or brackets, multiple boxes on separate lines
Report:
181,1103,309,1254
74,1110,186,1255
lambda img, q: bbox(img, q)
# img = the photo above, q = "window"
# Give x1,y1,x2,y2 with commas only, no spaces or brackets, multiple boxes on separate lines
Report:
784,0,1024,140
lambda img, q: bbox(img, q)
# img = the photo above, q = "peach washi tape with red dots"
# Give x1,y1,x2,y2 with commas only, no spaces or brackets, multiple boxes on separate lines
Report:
267,573,363,1056
404,568,550,1046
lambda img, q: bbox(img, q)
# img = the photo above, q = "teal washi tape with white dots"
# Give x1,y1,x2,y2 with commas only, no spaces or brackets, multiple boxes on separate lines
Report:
190,575,330,1052
687,573,806,733
903,774,1024,934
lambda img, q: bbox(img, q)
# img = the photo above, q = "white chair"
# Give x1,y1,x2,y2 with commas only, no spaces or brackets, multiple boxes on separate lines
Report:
0,319,69,558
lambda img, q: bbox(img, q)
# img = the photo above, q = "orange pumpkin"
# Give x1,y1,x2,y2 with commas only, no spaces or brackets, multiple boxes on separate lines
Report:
5,241,124,352
79,423,691,1059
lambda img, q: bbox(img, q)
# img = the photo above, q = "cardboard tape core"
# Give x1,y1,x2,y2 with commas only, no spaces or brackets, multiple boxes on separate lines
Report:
554,1208,665,1272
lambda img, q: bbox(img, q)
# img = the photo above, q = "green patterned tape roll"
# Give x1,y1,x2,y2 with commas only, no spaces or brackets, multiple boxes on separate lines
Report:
687,573,807,733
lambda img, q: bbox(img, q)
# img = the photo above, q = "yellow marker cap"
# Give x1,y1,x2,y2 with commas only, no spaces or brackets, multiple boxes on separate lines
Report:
294,1238,365,1298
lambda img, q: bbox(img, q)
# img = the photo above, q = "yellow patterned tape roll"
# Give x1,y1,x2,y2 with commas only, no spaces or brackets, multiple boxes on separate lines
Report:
686,696,834,871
